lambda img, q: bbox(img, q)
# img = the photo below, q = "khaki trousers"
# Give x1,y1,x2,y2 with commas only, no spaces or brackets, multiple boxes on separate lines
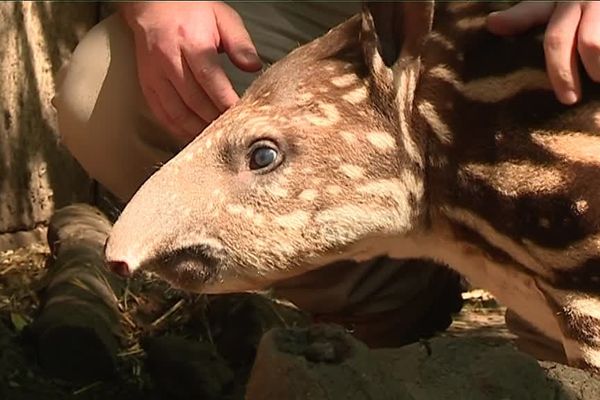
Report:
53,2,463,347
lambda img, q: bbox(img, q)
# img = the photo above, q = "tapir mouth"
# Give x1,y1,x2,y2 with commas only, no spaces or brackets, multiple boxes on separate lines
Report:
147,244,222,287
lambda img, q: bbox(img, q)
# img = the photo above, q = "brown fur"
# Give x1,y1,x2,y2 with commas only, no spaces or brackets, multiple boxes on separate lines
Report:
106,2,600,372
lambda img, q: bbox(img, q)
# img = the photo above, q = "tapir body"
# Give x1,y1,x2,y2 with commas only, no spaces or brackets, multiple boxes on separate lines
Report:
107,2,600,372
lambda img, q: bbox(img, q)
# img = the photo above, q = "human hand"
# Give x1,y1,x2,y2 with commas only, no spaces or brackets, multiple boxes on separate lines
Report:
486,1,600,105
119,1,262,144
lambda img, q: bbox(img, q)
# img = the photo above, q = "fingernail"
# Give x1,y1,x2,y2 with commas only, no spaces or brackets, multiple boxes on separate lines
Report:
242,50,261,66
561,90,579,105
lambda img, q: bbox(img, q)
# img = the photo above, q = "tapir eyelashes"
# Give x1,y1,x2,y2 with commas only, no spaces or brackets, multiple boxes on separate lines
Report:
248,140,283,173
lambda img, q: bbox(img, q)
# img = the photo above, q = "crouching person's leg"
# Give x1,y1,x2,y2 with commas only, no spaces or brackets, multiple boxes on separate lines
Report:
53,14,195,204
272,258,464,348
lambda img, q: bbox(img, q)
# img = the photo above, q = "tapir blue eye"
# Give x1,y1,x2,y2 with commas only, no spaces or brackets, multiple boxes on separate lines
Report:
250,146,278,170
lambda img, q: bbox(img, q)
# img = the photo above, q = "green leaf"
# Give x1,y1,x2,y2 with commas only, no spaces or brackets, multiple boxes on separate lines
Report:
10,312,29,332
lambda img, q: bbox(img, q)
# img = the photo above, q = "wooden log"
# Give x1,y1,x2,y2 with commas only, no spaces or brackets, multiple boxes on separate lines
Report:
246,324,600,400
27,203,124,383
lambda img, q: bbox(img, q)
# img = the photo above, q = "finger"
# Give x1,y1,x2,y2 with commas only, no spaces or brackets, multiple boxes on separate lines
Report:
183,42,240,112
544,2,582,104
181,60,222,122
142,84,191,142
164,51,222,123
214,4,262,72
154,78,207,138
577,2,600,82
486,1,555,36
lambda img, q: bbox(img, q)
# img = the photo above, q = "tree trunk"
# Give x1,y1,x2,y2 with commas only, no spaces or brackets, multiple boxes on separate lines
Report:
0,1,99,250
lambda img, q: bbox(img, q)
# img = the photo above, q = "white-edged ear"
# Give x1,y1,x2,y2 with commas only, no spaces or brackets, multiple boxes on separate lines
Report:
360,1,434,87
360,1,434,168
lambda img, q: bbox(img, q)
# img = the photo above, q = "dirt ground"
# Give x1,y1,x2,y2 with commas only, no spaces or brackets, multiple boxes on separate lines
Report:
0,243,514,400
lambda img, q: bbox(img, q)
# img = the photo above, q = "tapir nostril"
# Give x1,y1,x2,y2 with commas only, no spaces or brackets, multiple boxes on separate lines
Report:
107,260,131,278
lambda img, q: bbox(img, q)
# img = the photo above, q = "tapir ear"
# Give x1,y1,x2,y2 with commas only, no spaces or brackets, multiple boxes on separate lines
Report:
361,1,434,84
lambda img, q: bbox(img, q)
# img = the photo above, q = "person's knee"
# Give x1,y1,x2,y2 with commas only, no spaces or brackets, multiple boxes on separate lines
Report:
54,15,122,151
52,15,159,201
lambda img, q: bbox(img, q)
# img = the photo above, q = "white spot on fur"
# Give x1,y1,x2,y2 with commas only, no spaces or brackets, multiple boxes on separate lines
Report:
227,204,245,215
268,184,289,198
429,65,551,103
226,204,262,223
339,164,365,179
326,185,343,195
319,102,340,122
283,166,295,176
274,210,311,229
298,189,318,201
331,73,358,88
583,346,600,369
357,179,401,196
356,174,422,201
569,297,600,322
297,92,314,104
314,204,409,239
303,102,340,127
417,100,452,144
315,204,372,225
272,241,297,258
366,131,396,151
311,178,324,186
340,130,358,144
342,86,368,104
532,132,600,165
462,162,568,196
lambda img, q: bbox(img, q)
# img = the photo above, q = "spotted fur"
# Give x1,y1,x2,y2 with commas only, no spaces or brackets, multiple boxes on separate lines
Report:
106,2,600,372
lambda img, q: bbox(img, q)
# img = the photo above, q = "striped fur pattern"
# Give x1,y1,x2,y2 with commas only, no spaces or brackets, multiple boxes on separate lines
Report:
106,2,600,372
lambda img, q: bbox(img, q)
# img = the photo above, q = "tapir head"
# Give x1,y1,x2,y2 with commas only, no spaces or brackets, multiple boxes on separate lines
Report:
105,3,434,293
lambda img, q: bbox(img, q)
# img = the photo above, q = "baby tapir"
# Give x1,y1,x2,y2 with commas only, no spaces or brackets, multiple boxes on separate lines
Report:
106,2,600,372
